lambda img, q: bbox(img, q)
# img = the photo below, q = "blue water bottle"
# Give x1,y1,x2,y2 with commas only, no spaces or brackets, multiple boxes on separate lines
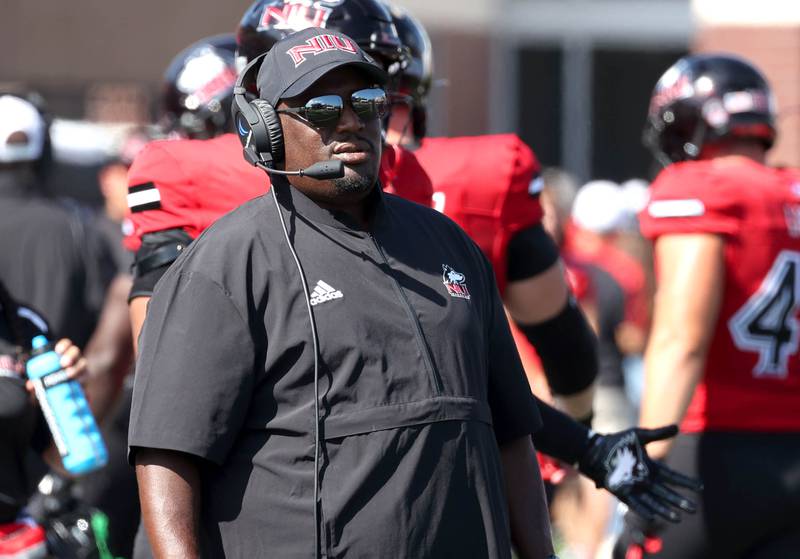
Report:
26,335,108,475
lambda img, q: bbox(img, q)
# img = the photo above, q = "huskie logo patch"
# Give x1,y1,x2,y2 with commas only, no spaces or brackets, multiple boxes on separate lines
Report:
442,264,470,300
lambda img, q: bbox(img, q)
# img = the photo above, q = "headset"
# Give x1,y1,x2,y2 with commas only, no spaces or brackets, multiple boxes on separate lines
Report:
231,54,343,179
232,52,340,558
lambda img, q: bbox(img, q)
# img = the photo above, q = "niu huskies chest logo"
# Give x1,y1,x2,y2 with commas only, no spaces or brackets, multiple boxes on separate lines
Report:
287,34,356,67
442,264,470,300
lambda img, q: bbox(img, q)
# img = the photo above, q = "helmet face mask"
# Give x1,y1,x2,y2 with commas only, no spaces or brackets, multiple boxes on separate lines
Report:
162,34,238,139
644,53,777,165
386,2,432,141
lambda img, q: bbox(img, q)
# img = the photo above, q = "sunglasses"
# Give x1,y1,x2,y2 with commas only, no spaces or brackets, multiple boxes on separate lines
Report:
277,88,388,128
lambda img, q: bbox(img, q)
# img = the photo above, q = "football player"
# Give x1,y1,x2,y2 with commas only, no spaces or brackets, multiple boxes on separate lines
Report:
384,5,598,424
126,33,271,347
614,54,800,558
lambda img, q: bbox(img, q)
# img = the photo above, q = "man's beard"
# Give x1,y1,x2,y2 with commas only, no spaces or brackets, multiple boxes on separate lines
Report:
332,172,375,195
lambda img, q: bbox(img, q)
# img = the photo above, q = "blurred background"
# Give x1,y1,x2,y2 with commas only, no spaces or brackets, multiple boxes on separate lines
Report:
1,0,799,199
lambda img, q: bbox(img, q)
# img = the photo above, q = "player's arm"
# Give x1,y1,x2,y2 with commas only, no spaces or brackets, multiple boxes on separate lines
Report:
125,141,197,353
83,274,134,421
129,297,148,356
639,233,724,459
136,448,202,556
505,225,598,423
128,229,193,354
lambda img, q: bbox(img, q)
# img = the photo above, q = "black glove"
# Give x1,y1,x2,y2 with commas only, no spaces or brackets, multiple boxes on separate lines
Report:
577,425,702,523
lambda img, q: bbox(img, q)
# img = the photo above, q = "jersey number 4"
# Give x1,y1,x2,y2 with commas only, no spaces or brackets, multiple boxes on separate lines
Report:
729,250,800,378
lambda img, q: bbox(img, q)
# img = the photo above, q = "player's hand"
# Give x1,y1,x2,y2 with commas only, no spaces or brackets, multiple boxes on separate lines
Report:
577,425,702,523
25,339,87,393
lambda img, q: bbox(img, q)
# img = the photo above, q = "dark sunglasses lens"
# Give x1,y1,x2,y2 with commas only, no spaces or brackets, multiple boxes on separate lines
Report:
351,89,388,120
304,95,342,126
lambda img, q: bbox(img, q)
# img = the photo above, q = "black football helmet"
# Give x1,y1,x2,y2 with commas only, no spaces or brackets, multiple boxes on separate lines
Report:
162,34,238,139
386,3,432,140
236,0,405,72
644,53,777,165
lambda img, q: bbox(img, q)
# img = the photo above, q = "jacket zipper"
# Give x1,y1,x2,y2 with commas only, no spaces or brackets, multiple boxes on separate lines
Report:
369,233,444,395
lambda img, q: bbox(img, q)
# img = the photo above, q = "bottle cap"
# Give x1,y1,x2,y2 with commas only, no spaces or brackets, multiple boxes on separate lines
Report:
32,335,48,350
29,335,53,357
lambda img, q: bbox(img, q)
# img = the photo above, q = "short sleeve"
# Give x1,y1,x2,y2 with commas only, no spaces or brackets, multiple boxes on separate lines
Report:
128,270,255,465
124,142,195,251
639,163,741,240
495,137,543,292
501,137,543,230
484,260,543,444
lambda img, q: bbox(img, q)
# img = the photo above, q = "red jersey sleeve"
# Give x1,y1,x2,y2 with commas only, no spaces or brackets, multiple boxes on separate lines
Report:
640,161,741,240
503,136,544,229
124,141,195,251
476,135,543,293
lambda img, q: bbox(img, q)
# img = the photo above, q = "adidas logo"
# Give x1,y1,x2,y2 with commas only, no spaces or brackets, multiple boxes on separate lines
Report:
310,280,343,306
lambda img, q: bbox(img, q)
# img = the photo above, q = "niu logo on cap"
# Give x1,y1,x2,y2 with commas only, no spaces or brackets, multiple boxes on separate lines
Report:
442,264,470,300
287,34,357,67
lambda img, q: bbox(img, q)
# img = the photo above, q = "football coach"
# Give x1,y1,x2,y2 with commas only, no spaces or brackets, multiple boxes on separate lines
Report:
129,28,553,558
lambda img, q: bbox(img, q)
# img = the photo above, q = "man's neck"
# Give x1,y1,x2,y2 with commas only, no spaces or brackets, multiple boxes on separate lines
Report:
315,196,371,228
287,179,379,230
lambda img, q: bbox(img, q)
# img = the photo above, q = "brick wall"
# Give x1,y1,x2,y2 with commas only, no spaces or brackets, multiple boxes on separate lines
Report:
694,25,800,167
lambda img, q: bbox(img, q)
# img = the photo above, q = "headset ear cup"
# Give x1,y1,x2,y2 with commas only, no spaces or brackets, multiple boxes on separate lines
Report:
251,99,284,164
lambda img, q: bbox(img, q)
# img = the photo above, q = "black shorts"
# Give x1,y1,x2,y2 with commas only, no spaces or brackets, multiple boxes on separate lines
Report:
615,431,800,559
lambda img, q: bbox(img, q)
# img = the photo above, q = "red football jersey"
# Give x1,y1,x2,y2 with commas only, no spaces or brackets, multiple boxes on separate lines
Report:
380,143,433,208
640,157,800,433
125,133,267,251
410,134,543,294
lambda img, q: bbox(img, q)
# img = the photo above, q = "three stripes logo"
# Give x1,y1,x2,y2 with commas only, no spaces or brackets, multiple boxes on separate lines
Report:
310,280,343,306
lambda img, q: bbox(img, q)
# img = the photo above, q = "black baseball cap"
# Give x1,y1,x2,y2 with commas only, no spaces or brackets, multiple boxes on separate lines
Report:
257,27,388,106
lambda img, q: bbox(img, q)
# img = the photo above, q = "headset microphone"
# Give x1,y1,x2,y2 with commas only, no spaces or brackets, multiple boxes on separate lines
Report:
256,159,345,180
